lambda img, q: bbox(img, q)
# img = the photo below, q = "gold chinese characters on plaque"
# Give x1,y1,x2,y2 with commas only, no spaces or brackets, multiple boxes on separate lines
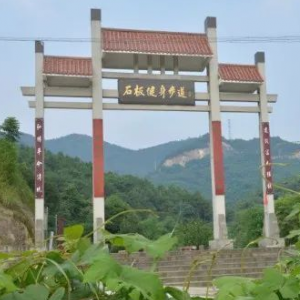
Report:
118,79,195,105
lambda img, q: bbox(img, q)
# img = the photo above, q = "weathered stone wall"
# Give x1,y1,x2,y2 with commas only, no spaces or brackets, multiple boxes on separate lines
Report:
0,205,33,252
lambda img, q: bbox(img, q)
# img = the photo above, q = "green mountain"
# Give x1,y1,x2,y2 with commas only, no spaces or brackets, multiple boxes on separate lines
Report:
18,145,211,241
19,133,300,202
19,133,209,176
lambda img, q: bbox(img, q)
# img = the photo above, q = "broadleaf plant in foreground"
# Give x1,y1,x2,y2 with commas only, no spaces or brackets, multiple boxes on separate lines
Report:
215,188,300,300
0,224,207,300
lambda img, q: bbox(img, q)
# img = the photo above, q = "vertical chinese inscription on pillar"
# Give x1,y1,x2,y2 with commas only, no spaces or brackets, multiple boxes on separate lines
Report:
35,118,44,199
262,122,273,194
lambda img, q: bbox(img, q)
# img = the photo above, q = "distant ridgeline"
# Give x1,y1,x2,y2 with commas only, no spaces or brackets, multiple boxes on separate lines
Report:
19,132,300,202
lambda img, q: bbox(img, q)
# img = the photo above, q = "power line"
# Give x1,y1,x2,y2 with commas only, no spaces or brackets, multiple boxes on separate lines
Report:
1,35,300,44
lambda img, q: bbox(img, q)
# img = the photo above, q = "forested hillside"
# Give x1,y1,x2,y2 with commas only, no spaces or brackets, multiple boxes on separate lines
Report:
19,132,300,202
14,127,300,248
18,141,300,248
19,145,213,247
0,119,34,250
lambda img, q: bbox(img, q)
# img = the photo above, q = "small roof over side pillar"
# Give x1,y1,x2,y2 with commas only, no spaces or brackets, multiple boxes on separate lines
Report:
218,63,264,93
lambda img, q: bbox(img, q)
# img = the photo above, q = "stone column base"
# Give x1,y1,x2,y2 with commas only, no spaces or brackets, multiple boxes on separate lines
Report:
35,219,45,250
259,237,285,248
209,239,234,250
259,212,285,248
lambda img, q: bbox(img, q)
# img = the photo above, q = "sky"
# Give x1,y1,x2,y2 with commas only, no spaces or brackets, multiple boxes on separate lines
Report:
0,0,299,149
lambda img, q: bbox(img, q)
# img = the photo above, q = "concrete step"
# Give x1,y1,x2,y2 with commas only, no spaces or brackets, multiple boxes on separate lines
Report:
157,260,276,272
117,253,279,264
117,251,280,265
163,272,262,286
115,248,281,258
115,249,281,261
114,249,281,289
132,256,278,269
159,265,271,278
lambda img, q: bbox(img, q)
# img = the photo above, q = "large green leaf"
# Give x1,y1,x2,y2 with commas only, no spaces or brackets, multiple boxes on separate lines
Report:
254,292,279,300
23,284,50,300
106,233,148,253
0,273,17,293
60,260,82,280
76,237,91,255
63,225,84,242
261,269,284,291
106,233,177,259
46,251,64,264
279,276,299,298
79,243,110,265
83,252,122,283
129,289,141,300
49,288,65,300
215,277,255,300
164,286,190,300
6,259,33,280
1,284,49,300
146,234,177,259
114,266,165,300
68,283,94,300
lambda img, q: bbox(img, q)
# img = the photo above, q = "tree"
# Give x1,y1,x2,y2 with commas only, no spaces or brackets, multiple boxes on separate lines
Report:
232,205,263,248
275,194,300,244
59,184,92,232
0,117,20,143
105,194,131,233
139,217,165,240
0,139,18,185
176,220,212,249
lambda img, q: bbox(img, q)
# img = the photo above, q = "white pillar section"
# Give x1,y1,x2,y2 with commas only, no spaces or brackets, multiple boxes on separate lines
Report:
91,9,105,244
91,9,103,120
205,17,232,249
205,18,221,122
35,41,45,249
94,197,105,230
256,52,284,247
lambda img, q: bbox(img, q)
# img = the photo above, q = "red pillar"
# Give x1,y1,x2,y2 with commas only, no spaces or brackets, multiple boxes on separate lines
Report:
93,119,104,198
212,121,225,196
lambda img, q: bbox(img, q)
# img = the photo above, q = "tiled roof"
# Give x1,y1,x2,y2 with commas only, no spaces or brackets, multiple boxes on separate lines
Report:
43,56,92,76
219,64,263,83
102,28,213,56
43,57,264,84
